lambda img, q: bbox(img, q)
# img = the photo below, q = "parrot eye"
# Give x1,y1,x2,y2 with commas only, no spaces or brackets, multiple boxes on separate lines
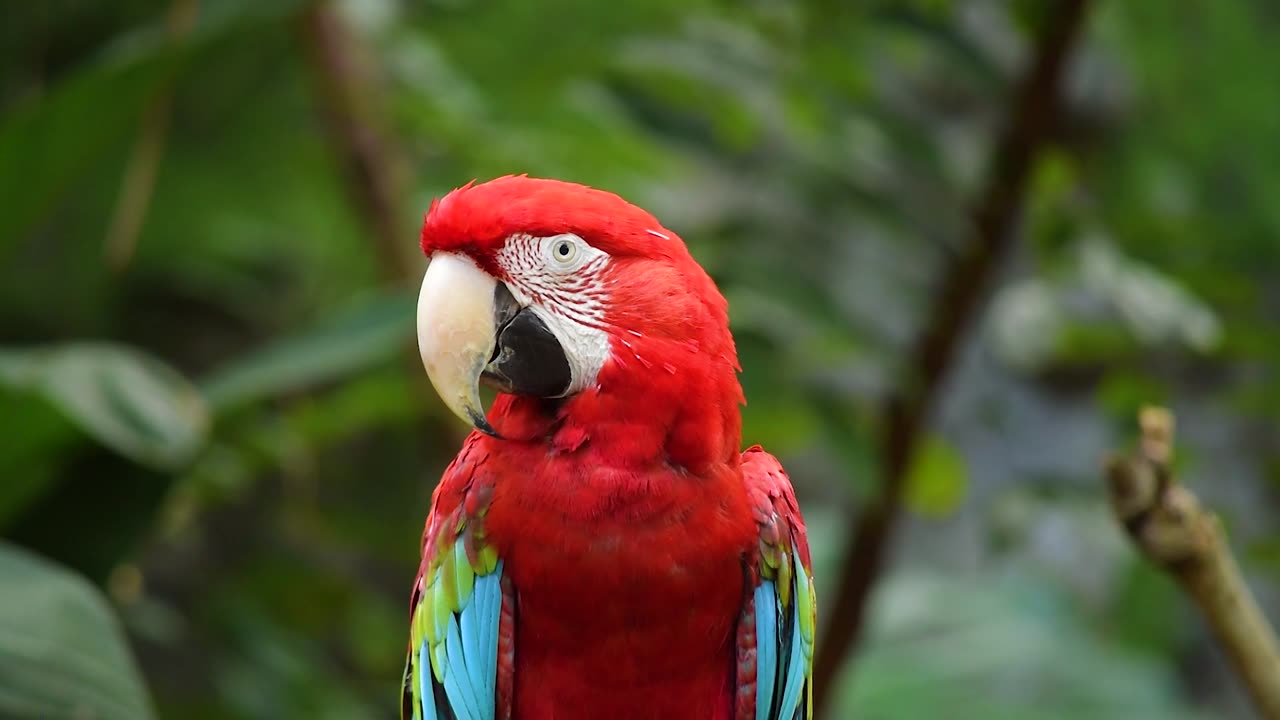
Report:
554,240,576,262
544,234,583,270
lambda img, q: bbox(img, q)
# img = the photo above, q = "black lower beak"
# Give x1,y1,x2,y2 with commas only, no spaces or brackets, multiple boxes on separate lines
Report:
482,284,572,398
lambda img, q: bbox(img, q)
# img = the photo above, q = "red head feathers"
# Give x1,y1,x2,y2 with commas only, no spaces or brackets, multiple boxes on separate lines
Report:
422,175,680,261
417,175,742,470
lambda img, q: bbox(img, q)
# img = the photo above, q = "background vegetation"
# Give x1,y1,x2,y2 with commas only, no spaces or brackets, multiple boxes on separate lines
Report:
2,0,1278,718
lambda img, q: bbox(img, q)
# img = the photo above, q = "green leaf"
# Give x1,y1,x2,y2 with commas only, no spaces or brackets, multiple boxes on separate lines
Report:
0,391,77,529
0,344,209,470
905,433,968,517
0,38,176,248
0,0,311,250
200,291,415,413
1104,561,1185,656
841,570,1203,719
0,541,155,720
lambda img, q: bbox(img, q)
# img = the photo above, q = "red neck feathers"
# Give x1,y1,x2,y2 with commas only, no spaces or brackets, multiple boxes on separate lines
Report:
494,252,743,474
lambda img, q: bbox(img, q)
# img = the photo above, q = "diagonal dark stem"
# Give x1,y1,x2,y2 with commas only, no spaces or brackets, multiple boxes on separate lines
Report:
104,0,199,271
298,3,466,441
299,2,417,285
811,0,1094,715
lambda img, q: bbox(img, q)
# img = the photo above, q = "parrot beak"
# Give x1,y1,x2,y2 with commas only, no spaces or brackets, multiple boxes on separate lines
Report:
416,252,572,438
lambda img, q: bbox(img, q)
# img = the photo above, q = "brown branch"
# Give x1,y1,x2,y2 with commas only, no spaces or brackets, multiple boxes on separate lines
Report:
299,2,417,285
1106,407,1280,720
104,0,199,271
297,3,468,445
811,0,1093,714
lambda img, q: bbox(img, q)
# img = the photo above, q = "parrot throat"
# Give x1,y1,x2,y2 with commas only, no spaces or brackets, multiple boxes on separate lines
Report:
489,327,744,474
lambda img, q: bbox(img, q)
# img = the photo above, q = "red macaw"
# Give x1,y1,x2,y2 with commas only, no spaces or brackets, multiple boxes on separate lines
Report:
403,176,815,720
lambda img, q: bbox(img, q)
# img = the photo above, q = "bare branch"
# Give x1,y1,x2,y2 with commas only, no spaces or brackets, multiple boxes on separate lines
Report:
1106,407,1280,719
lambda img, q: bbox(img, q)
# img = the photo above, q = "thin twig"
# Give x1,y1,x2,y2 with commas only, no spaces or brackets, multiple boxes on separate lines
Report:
104,0,199,271
811,0,1093,714
1106,407,1280,719
299,2,417,285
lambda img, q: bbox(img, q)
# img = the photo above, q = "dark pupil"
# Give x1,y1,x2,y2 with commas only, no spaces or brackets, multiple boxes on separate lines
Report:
557,243,570,257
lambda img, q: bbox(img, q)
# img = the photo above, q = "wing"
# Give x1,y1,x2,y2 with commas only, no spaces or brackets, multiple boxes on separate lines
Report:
737,446,816,720
402,436,514,720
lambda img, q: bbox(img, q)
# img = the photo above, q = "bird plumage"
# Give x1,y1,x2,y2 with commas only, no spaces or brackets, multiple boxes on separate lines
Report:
404,176,813,719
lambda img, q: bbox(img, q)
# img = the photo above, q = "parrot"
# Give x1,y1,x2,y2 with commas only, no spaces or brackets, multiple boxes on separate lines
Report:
403,175,815,720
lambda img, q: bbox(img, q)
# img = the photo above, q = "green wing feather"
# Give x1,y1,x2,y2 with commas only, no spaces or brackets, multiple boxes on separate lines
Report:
402,448,504,720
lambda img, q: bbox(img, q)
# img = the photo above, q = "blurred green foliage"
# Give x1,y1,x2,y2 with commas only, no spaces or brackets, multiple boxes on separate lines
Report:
0,542,155,720
1,0,1278,718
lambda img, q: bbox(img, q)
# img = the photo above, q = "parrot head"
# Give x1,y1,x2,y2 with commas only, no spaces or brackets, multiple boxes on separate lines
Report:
416,176,741,465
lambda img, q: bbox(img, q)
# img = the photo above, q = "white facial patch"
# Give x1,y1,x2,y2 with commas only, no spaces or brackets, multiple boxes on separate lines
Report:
494,234,613,395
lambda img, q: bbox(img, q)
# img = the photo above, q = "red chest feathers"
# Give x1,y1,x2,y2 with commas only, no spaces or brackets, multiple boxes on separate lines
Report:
484,455,756,720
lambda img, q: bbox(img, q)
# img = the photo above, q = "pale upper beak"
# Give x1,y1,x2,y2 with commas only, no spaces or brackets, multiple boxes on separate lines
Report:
416,252,572,437
417,252,501,435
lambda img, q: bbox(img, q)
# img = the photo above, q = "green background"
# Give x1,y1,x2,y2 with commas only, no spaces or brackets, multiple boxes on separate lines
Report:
2,1,1278,718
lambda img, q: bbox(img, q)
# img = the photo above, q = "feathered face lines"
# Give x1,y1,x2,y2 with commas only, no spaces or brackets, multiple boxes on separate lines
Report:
491,233,614,398
494,233,611,333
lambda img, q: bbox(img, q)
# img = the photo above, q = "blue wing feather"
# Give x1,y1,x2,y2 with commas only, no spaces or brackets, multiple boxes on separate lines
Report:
479,570,501,697
444,615,483,720
754,581,779,720
752,544,814,720
418,643,437,720
411,560,504,720
777,597,805,719
459,595,486,707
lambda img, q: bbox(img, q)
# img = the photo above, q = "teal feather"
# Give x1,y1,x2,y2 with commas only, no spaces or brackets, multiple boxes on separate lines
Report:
418,643,437,719
777,593,805,719
755,581,778,720
444,614,483,720
415,549,502,720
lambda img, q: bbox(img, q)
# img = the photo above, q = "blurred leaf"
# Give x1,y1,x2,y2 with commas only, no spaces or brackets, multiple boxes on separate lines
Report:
989,239,1224,372
0,344,208,470
200,291,415,413
0,541,155,720
5,451,173,585
1104,561,1185,656
841,571,1205,719
0,391,77,529
1246,536,1280,576
905,433,968,517
0,0,311,250
810,393,879,498
0,39,176,247
1096,372,1169,420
